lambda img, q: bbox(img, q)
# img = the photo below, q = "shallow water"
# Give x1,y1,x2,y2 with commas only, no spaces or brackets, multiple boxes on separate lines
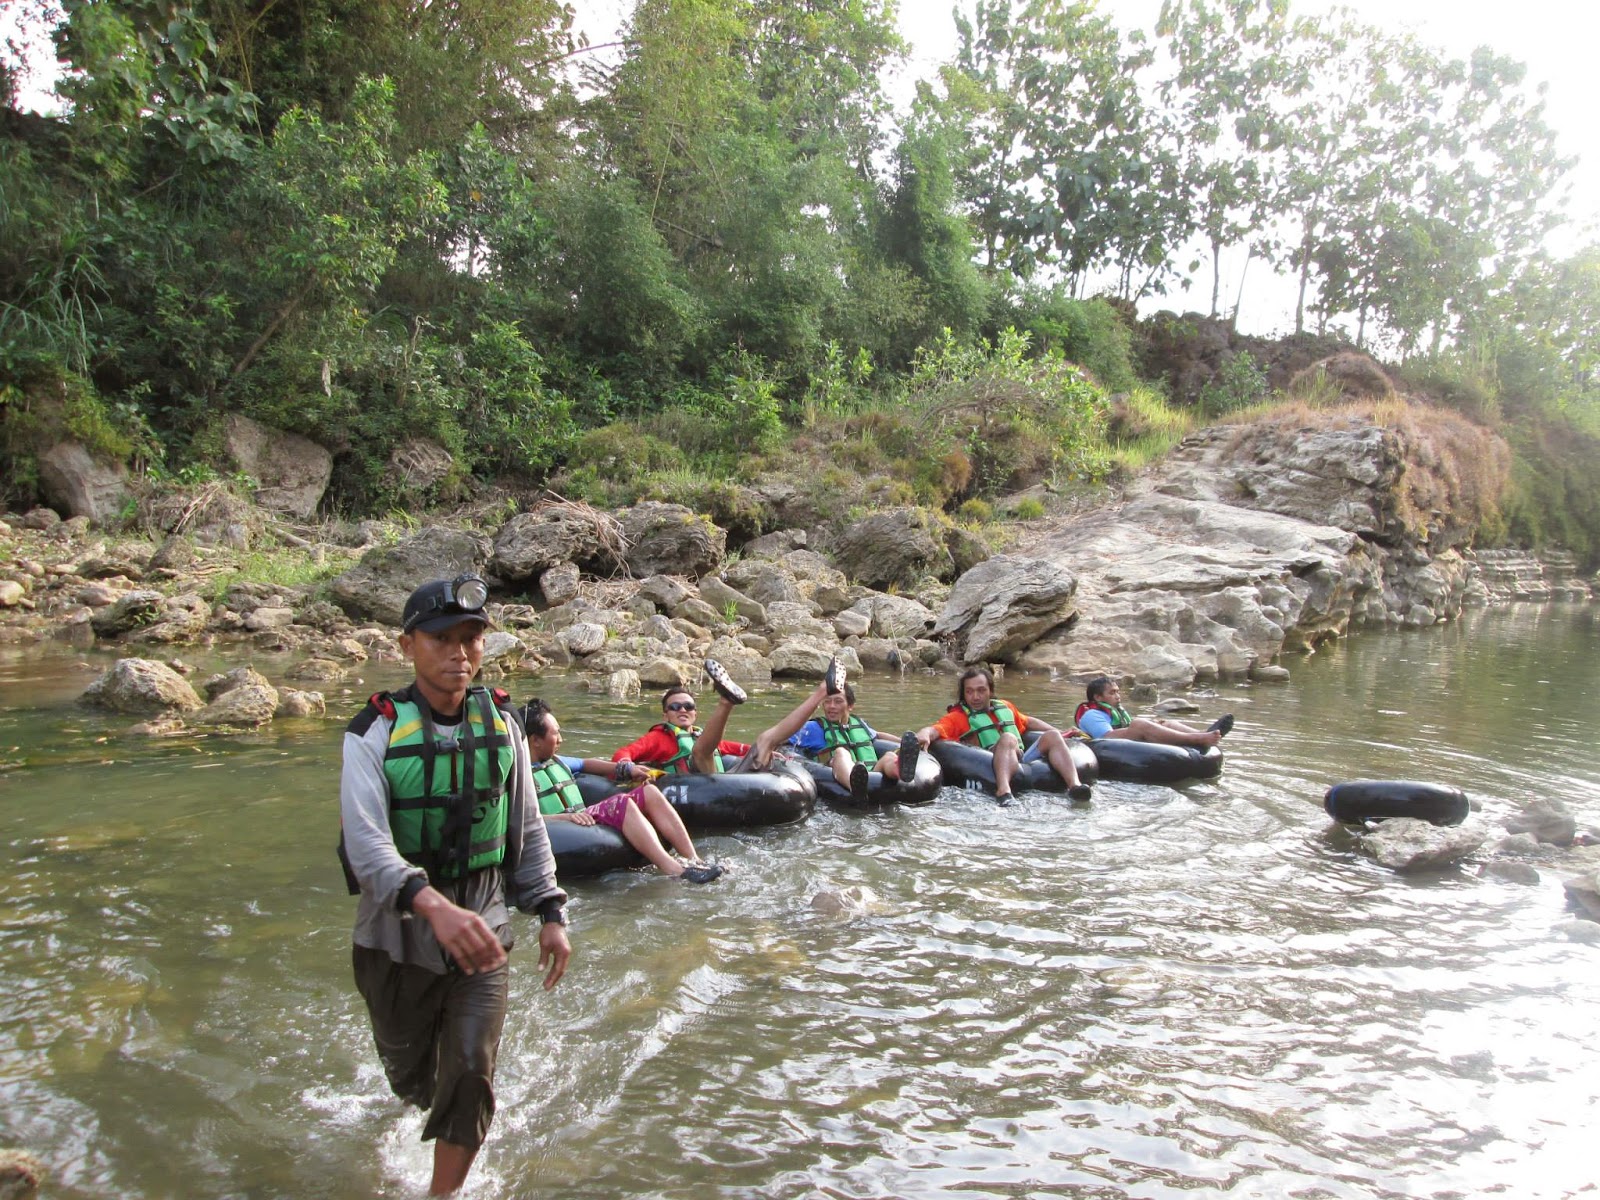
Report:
1,604,1597,1198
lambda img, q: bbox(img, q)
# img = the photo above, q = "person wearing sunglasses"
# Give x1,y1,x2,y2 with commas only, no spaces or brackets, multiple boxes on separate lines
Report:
519,697,723,883
339,576,569,1196
610,658,839,776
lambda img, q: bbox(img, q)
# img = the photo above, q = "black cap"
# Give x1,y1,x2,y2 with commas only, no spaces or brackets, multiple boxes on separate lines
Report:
401,578,491,634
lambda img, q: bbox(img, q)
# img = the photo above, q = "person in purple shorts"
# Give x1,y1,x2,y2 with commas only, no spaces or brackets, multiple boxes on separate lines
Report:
520,698,723,884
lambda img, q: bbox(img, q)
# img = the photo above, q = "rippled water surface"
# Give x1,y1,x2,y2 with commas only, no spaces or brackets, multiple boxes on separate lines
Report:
2,605,1597,1198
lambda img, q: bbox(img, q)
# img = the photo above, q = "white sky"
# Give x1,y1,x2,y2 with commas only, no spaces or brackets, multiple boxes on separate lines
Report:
887,0,1600,334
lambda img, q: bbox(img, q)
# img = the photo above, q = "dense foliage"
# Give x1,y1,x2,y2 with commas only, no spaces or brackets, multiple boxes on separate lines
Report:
1,0,1596,563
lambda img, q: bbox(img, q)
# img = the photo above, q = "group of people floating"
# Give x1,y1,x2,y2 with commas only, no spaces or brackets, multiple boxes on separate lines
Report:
339,576,1237,1194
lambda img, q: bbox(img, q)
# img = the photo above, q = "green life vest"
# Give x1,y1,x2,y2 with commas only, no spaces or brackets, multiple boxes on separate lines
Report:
1074,700,1132,730
532,757,585,815
959,701,1020,750
817,716,878,766
652,722,724,774
381,686,514,884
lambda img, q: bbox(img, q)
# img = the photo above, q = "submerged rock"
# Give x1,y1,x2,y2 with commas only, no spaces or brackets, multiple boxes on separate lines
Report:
82,658,203,715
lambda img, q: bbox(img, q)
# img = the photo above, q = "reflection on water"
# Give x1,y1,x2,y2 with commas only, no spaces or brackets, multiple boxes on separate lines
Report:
1,605,1597,1198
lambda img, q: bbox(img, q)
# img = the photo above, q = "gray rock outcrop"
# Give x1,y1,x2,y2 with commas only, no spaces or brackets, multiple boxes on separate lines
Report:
1356,818,1488,871
491,506,622,581
37,440,131,525
933,555,1077,663
621,502,725,579
82,658,204,714
222,414,332,519
330,526,492,624
831,507,952,590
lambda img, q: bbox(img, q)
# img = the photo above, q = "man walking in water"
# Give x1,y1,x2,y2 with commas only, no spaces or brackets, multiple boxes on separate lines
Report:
340,576,570,1195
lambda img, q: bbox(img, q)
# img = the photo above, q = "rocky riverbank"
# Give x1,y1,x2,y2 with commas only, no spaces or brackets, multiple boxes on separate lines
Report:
4,400,1599,904
2,402,1594,723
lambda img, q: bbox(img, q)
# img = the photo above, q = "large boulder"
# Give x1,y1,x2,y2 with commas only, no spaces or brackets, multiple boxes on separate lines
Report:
491,506,622,581
37,440,131,525
621,502,725,579
934,555,1078,664
329,526,492,625
830,506,953,590
222,414,333,519
1355,818,1487,872
82,658,203,714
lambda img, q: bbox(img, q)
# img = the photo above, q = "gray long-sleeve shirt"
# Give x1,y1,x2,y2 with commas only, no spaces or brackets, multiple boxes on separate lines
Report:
340,696,566,973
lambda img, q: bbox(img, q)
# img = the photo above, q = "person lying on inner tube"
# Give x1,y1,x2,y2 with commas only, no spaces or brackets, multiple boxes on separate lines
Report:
1074,676,1232,748
610,658,828,775
914,665,1091,805
786,660,923,803
521,699,723,884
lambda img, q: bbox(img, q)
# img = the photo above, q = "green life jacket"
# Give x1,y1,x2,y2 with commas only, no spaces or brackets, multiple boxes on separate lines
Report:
1074,700,1132,730
817,715,878,766
381,685,514,885
532,757,585,815
652,722,724,774
958,701,1020,750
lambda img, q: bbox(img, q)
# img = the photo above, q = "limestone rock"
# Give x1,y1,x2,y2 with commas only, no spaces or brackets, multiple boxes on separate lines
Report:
195,681,279,727
621,502,725,579
37,440,131,525
222,414,332,519
744,529,807,557
1356,818,1487,872
202,666,273,701
245,606,295,631
1506,798,1577,847
538,561,581,606
699,576,765,624
830,506,952,590
559,622,607,656
82,658,203,714
491,507,622,581
329,526,492,624
606,669,642,700
127,592,211,644
723,559,804,606
276,689,326,718
934,555,1077,664
637,574,695,614
482,631,524,663
1560,871,1600,922
0,581,24,607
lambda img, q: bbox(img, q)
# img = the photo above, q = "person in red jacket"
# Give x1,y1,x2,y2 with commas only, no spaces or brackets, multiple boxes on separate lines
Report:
611,658,836,776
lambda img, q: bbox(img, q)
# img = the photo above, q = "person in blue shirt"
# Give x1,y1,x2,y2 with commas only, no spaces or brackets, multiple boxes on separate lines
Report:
789,678,920,803
1074,676,1232,747
521,699,723,884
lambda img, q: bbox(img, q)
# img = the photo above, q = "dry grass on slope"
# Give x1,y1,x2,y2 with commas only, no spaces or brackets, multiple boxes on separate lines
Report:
1222,397,1511,548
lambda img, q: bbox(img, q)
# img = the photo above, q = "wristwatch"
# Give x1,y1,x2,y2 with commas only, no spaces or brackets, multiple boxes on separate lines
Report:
538,901,569,927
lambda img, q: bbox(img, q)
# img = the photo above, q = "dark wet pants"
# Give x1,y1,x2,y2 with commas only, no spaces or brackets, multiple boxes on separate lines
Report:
352,944,509,1150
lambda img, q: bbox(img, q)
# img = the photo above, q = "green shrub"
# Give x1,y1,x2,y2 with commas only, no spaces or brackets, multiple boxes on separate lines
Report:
1012,496,1045,520
1198,351,1270,419
908,327,1108,497
1011,290,1137,393
956,497,993,524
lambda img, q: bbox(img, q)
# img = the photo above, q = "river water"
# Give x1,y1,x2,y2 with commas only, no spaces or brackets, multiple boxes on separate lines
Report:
2,604,1597,1199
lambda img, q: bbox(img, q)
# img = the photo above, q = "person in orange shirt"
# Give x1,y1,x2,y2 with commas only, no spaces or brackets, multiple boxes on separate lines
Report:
915,666,1090,805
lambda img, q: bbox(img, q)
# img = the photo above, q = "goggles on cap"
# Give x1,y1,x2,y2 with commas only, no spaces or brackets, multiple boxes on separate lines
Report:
403,573,490,633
